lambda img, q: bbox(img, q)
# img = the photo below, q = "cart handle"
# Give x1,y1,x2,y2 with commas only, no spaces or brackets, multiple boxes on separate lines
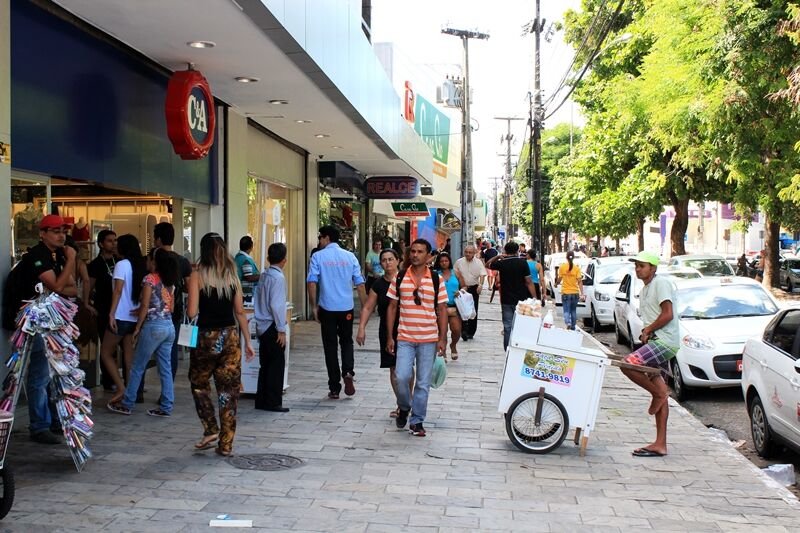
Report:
534,387,545,425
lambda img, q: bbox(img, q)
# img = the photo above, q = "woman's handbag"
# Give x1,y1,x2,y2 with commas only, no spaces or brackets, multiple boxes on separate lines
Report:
178,316,199,348
454,289,476,321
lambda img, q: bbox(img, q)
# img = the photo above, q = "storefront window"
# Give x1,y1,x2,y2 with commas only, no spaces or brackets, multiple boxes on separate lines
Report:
11,178,47,261
319,192,362,256
183,207,195,263
247,176,289,269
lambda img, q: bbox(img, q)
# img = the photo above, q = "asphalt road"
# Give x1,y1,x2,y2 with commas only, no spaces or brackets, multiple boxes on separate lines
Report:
590,322,800,491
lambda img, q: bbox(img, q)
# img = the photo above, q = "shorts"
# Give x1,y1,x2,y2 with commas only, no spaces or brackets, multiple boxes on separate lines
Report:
623,339,677,381
111,319,137,337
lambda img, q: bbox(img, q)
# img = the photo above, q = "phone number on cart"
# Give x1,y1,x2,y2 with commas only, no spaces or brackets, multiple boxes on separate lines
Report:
522,366,571,385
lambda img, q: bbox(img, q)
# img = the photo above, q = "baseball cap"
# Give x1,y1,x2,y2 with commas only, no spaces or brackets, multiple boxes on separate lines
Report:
39,214,68,230
629,251,660,266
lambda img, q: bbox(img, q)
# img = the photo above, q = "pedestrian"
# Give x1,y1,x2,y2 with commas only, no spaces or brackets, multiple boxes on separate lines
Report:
482,241,499,290
443,238,451,255
486,241,538,350
234,235,260,305
620,251,679,458
526,249,547,304
85,229,118,391
306,225,367,399
555,250,584,330
434,252,464,360
253,242,290,412
101,234,147,405
737,253,748,276
107,248,179,417
454,244,486,342
386,238,448,437
364,240,384,293
186,232,255,456
356,248,412,418
20,215,77,444
518,243,527,257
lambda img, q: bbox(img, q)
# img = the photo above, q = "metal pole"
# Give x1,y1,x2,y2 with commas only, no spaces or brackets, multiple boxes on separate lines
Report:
533,0,544,262
462,35,473,250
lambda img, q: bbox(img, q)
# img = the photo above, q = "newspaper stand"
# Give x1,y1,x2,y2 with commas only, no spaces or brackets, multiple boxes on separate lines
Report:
498,313,611,455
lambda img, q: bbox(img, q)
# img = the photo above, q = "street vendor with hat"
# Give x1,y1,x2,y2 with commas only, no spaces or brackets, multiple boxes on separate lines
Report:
620,250,679,458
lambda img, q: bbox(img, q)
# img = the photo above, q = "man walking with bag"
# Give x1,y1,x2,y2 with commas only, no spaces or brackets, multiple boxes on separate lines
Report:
307,226,367,399
454,244,486,341
386,239,448,437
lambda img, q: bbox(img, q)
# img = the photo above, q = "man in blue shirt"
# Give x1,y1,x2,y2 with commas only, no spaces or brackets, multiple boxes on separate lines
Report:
253,243,289,412
307,226,367,399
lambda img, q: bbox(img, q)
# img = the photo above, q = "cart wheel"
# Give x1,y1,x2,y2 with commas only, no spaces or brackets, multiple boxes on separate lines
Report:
0,465,15,520
505,392,569,454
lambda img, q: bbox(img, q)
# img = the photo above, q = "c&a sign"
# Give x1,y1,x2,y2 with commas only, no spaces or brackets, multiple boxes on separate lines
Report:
165,70,216,160
365,176,419,199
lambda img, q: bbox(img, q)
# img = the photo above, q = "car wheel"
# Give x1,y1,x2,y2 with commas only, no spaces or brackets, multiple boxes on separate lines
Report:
615,319,624,345
749,394,776,458
670,358,691,401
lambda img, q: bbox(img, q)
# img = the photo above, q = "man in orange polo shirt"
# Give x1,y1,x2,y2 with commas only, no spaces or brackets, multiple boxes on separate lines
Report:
386,239,448,437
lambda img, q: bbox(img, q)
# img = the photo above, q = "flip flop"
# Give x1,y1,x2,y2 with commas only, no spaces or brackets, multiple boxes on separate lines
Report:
632,448,666,457
194,435,219,450
389,409,399,418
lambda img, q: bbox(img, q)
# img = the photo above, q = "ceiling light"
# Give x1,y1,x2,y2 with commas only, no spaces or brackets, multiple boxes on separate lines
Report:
235,76,259,83
187,41,216,48
295,119,312,124
269,99,289,105
315,133,329,138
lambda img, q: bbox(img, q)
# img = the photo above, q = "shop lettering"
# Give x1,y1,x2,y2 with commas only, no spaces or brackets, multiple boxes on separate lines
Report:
367,181,412,195
188,94,208,133
364,177,419,199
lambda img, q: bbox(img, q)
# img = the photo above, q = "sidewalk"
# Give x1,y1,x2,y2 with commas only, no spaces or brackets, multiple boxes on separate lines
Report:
3,291,799,531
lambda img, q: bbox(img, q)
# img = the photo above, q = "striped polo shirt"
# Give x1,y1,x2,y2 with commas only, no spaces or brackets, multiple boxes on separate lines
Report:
386,267,448,343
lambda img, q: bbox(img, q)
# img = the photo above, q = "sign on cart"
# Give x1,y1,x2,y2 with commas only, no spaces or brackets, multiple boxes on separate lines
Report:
520,351,576,387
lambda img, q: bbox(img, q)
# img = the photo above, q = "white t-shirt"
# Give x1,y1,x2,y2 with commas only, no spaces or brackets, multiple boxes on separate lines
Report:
112,259,139,322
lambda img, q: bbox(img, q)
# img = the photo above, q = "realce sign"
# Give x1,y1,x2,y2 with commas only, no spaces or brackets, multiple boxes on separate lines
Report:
364,176,419,199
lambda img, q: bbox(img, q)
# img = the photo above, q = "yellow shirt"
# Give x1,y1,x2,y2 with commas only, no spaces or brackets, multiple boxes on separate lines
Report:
557,263,582,295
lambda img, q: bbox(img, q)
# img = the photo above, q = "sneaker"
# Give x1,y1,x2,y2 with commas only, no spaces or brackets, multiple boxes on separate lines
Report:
107,402,131,415
30,430,61,445
146,408,171,417
396,409,409,429
327,391,340,400
343,373,356,396
409,423,426,437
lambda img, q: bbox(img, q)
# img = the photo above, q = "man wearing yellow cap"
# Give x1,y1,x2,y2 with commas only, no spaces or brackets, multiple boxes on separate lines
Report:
621,251,678,458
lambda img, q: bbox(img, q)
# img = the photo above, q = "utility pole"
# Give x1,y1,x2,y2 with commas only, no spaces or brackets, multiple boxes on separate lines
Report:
528,0,545,261
495,117,524,242
489,176,501,242
442,27,489,253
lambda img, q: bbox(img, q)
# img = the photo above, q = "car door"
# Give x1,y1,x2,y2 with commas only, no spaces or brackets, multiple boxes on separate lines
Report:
615,274,631,331
763,309,800,441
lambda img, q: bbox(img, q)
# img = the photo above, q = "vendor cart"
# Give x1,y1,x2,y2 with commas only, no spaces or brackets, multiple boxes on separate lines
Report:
498,313,612,455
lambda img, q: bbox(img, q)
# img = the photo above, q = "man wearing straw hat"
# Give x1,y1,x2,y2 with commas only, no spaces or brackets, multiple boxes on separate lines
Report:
621,251,679,458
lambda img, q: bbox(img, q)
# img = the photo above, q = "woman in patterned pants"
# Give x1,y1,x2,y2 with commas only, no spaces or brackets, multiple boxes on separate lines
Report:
187,233,255,456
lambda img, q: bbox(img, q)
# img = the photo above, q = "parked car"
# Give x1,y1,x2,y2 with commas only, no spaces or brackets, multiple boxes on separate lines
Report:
778,257,800,292
668,254,735,277
742,307,800,457
670,277,780,400
583,258,634,329
662,266,703,280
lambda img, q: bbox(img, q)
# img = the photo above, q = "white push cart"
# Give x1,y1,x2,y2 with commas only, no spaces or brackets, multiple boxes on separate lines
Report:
498,313,611,455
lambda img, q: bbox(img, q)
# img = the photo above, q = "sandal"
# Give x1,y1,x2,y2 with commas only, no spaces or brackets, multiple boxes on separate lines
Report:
215,447,232,457
194,434,219,450
107,402,131,415
389,409,399,418
450,343,459,360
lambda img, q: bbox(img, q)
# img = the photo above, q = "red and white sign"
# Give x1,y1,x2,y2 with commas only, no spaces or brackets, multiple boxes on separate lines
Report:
365,176,419,199
165,70,216,160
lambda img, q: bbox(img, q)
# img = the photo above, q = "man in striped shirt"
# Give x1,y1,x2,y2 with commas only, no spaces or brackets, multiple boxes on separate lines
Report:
386,239,448,437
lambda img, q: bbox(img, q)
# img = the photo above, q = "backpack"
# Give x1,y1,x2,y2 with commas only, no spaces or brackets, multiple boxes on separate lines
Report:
2,254,34,331
396,268,441,311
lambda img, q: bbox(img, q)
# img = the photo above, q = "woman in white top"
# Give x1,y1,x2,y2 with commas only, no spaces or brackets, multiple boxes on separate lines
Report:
100,234,146,403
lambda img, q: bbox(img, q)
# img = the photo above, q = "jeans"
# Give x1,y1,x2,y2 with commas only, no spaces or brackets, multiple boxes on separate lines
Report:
562,294,579,330
395,341,436,425
319,307,354,393
122,319,175,412
501,304,516,351
255,324,285,409
27,334,57,434
462,285,480,338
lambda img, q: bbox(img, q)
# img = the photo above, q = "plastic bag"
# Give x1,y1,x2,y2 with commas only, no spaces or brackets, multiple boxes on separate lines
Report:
431,355,447,389
454,290,476,321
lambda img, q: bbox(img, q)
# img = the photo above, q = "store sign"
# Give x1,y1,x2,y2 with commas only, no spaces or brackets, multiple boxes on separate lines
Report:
165,70,216,160
365,176,419,199
413,93,450,177
391,202,429,218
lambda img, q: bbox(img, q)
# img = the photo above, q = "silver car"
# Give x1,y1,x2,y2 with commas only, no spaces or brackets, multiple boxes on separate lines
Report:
778,257,800,292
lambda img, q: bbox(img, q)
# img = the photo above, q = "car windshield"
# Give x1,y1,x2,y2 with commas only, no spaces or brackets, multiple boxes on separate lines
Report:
682,259,734,276
665,270,702,279
597,264,632,284
677,284,778,319
785,259,800,270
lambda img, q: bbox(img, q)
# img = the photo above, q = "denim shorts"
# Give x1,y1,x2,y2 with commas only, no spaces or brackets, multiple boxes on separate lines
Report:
112,319,137,336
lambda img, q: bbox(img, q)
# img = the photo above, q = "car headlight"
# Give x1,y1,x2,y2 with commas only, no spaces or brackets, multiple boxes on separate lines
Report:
595,291,610,301
682,334,715,350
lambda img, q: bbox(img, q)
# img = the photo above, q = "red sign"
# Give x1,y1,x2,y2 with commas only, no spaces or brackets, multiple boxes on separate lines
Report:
404,81,415,123
365,176,419,199
165,70,216,160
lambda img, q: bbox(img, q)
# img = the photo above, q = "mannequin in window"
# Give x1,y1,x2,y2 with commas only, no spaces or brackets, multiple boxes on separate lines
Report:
72,217,90,242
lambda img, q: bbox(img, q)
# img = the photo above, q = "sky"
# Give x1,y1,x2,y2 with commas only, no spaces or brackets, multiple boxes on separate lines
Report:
370,0,583,193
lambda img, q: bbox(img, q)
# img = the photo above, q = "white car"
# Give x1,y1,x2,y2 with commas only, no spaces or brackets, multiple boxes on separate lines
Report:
668,254,735,277
543,251,588,307
669,277,781,400
742,307,800,457
583,258,634,328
